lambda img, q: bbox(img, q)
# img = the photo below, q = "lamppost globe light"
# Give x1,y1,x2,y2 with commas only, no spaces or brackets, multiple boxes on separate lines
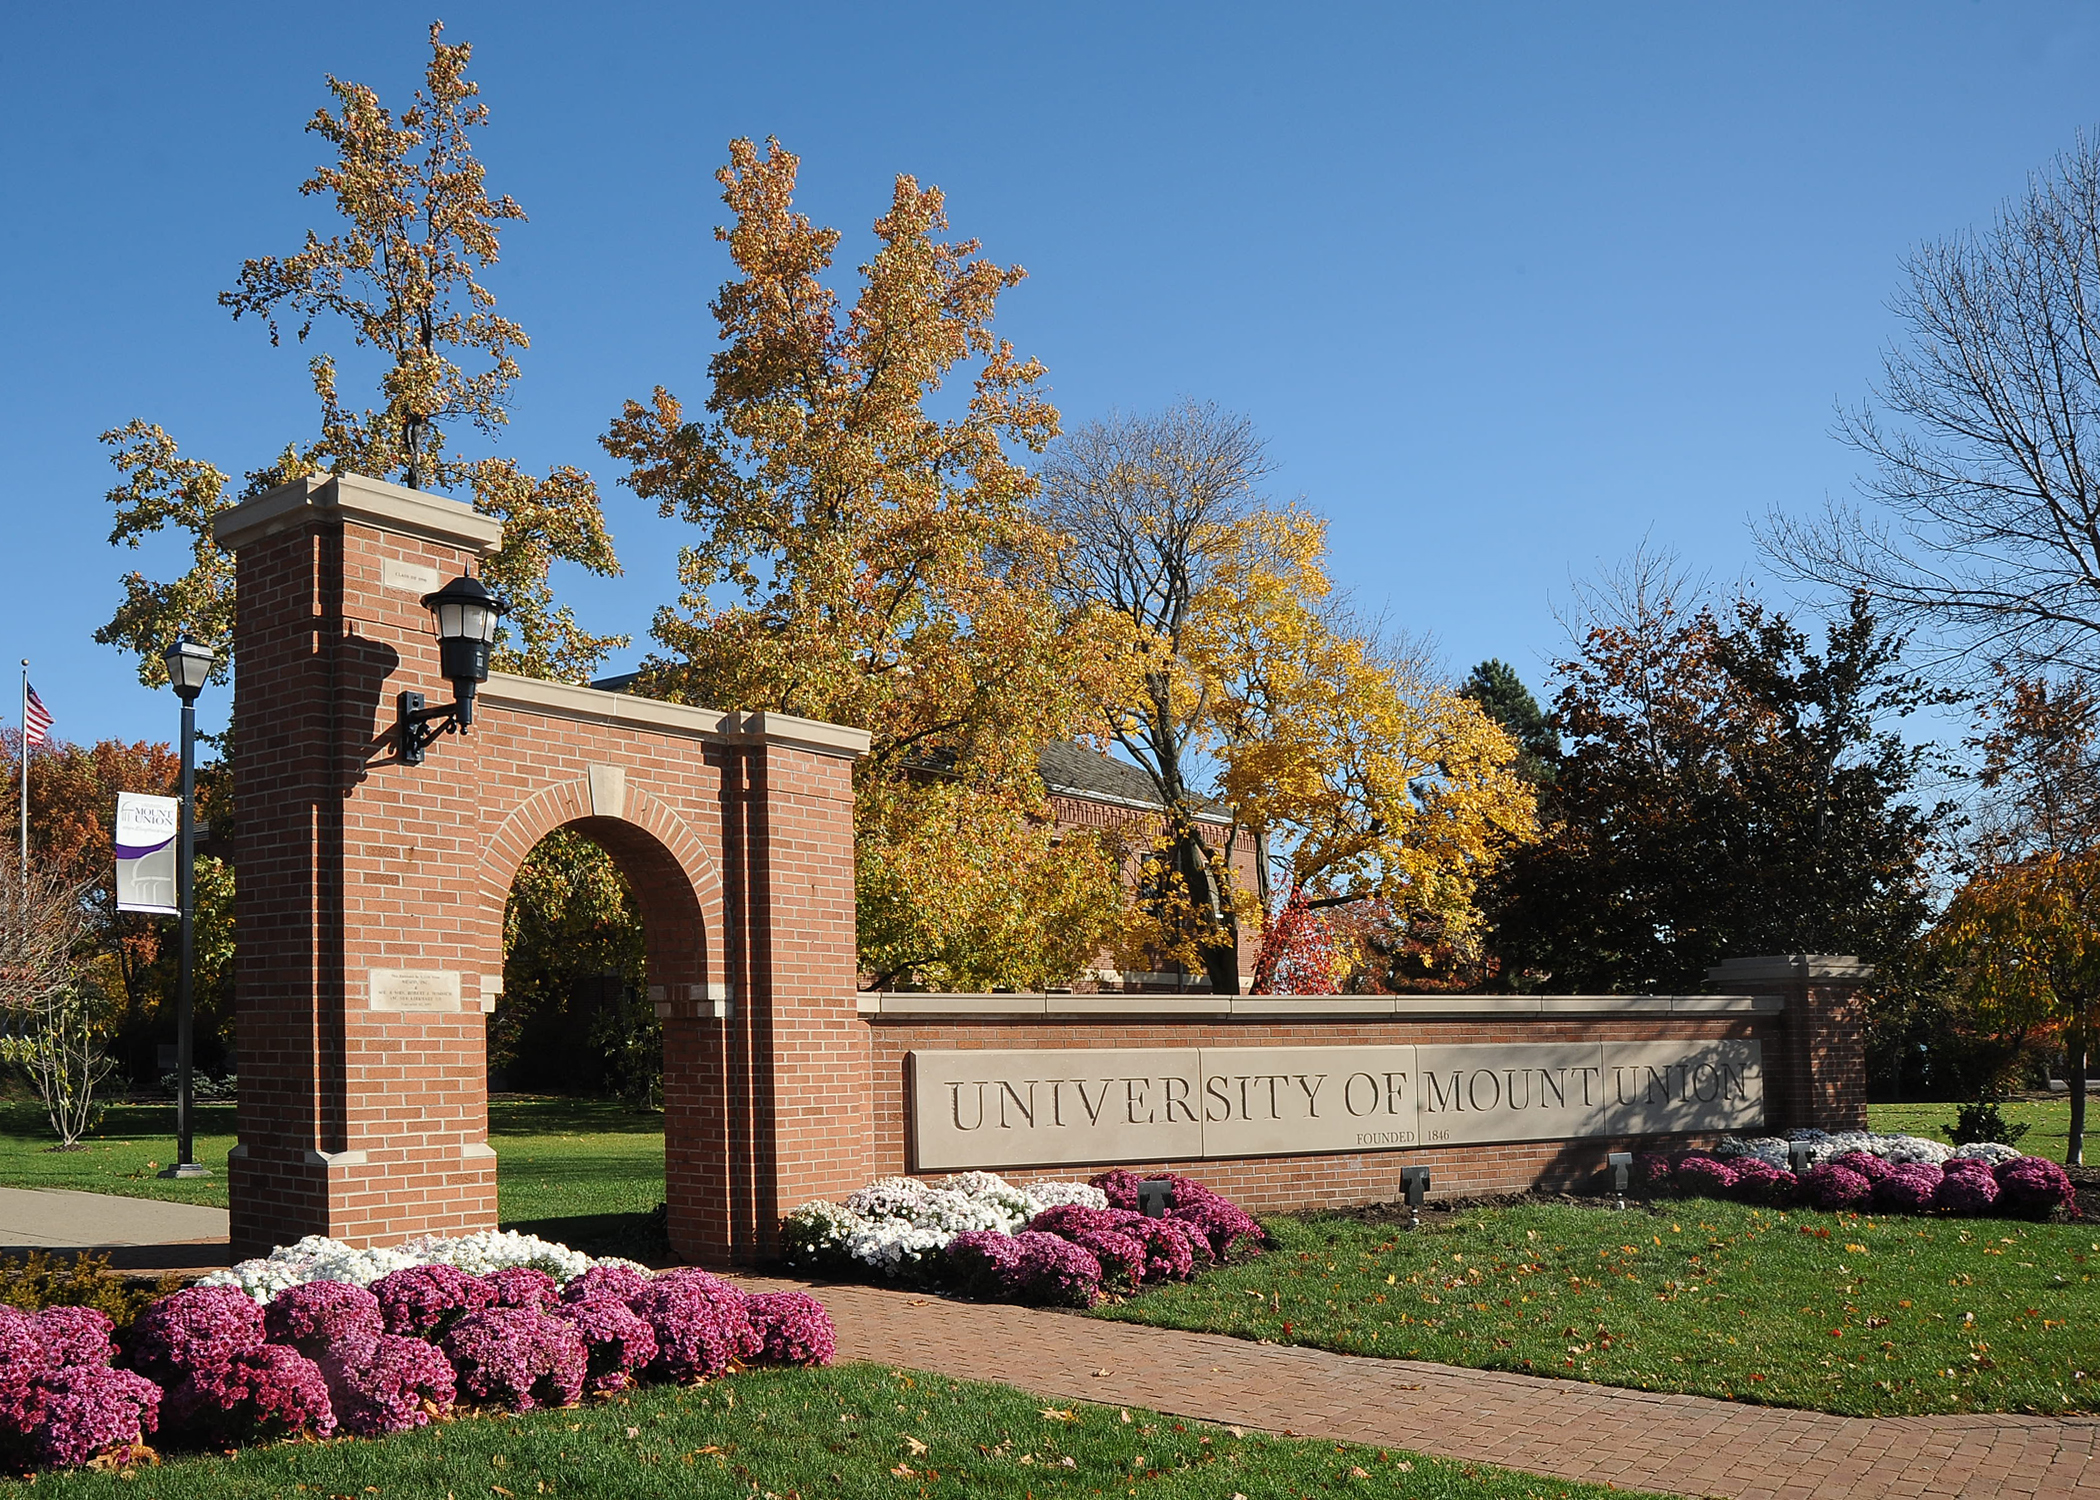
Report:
161,637,216,702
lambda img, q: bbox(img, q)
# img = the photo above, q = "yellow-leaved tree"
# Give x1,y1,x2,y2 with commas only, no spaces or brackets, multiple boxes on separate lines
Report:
602,138,1136,990
97,23,622,688
1040,404,1538,993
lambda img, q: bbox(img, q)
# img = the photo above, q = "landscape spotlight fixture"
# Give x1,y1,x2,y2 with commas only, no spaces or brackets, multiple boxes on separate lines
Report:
399,574,508,765
1607,1151,1633,1210
1137,1178,1174,1219
1788,1142,1816,1178
1400,1165,1431,1230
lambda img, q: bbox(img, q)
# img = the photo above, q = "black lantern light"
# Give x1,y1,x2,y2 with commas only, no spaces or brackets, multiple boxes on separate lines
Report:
399,574,509,765
162,638,215,702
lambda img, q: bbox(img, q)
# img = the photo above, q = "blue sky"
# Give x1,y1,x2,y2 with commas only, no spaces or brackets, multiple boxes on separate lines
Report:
5,3,2100,749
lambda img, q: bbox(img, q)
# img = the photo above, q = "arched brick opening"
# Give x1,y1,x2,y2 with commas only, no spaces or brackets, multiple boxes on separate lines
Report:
215,473,871,1264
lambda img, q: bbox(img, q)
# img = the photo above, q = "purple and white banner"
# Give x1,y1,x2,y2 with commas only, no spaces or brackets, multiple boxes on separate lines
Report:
114,791,180,915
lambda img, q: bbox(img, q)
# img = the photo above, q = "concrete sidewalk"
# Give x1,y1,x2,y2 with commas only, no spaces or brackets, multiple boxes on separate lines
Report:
0,1187,228,1267
741,1275,2100,1500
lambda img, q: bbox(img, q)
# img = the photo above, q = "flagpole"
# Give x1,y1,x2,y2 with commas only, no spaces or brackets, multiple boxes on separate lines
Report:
17,660,26,908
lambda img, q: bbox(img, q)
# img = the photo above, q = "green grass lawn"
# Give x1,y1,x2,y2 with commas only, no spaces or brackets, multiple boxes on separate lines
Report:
7,1362,1655,1500
1095,1199,2099,1418
0,1096,669,1232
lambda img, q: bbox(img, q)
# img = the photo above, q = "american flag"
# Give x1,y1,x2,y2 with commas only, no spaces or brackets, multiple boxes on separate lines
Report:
23,684,51,747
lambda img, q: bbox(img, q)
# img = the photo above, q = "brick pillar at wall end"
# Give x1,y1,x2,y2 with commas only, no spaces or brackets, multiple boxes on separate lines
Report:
1705,953,1875,1133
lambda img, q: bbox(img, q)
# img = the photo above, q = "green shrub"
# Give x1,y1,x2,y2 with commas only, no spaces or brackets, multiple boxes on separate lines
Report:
0,1250,167,1326
1942,1097,2031,1147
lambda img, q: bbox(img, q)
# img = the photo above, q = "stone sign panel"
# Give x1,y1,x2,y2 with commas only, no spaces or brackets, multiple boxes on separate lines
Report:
908,1040,1762,1171
367,969,463,1014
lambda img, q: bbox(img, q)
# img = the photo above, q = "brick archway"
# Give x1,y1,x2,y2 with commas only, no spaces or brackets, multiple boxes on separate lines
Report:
214,472,872,1264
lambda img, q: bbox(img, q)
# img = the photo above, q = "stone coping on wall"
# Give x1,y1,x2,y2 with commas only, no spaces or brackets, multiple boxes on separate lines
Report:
855,992,1784,1019
478,674,872,759
214,472,508,555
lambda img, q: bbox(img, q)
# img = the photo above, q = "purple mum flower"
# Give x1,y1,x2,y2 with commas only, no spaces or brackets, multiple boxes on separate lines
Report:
265,1282,384,1364
127,1286,266,1387
1830,1151,1893,1183
19,1366,161,1471
371,1264,494,1340
1634,1152,1679,1195
945,1231,1024,1300
1727,1158,1798,1207
1802,1163,1874,1212
743,1292,836,1366
1871,1163,1943,1214
552,1295,658,1393
1088,1169,1143,1210
630,1270,760,1383
33,1308,114,1372
1674,1155,1741,1199
482,1267,559,1312
165,1344,336,1443
1003,1232,1103,1308
560,1263,651,1307
322,1334,456,1436
1995,1156,2077,1219
440,1308,585,1412
1936,1167,2000,1215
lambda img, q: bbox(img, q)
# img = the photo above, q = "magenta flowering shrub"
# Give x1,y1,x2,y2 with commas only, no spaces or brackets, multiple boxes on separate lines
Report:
265,1281,384,1364
554,1296,659,1393
128,1286,266,1387
1727,1159,1798,1206
1995,1156,2076,1218
631,1270,760,1382
1674,1155,1740,1197
0,1307,42,1379
31,1308,114,1373
440,1308,585,1413
945,1231,1025,1300
15,1367,161,1471
1871,1163,1942,1214
1003,1232,1104,1308
1936,1167,2001,1215
322,1334,456,1436
1830,1151,1893,1184
743,1292,837,1367
1802,1163,1874,1212
1060,1226,1149,1290
560,1263,651,1306
1090,1169,1143,1209
482,1267,559,1311
1635,1152,1678,1195
371,1264,494,1340
165,1344,336,1443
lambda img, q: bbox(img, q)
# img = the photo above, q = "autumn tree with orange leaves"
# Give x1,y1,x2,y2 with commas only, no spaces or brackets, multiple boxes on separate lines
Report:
1935,675,2100,1164
603,138,1135,989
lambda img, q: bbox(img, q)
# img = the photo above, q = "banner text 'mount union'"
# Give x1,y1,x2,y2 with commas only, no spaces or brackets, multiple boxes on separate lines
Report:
907,1040,1763,1172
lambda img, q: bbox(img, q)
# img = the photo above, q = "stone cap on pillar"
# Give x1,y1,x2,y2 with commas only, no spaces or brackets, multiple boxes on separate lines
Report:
1705,954,1876,987
212,472,505,557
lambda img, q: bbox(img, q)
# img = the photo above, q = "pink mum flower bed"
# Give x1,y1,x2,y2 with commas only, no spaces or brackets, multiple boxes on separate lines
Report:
1653,1149,2076,1220
0,1249,838,1476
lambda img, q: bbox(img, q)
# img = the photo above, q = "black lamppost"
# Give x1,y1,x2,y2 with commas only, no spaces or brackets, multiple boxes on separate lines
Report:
399,575,509,765
159,637,215,1180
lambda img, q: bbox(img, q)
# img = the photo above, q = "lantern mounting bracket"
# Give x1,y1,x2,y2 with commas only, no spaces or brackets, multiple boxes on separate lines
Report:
397,690,474,766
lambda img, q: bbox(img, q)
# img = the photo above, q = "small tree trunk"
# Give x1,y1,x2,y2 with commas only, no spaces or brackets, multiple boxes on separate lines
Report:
2069,1016,2088,1168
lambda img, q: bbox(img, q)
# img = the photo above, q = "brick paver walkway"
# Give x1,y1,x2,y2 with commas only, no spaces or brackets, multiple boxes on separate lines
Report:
742,1275,2099,1500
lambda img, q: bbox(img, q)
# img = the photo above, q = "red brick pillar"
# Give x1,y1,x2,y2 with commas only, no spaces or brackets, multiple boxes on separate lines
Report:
1705,954,1874,1132
215,474,505,1256
664,718,870,1266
